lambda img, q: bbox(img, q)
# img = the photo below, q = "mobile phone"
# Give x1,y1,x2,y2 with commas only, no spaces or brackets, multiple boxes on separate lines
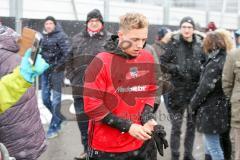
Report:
29,33,42,66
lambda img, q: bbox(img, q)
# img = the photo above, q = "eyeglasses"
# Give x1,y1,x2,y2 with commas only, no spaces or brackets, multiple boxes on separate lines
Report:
181,26,193,29
88,19,100,23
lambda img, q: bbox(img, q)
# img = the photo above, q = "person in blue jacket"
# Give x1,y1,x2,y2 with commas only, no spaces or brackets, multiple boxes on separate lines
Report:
40,16,71,138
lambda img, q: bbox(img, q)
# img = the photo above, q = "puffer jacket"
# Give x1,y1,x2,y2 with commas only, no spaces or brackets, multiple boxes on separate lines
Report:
0,32,46,160
41,23,70,69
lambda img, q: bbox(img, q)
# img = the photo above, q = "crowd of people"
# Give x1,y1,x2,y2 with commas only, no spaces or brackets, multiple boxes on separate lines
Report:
0,8,240,160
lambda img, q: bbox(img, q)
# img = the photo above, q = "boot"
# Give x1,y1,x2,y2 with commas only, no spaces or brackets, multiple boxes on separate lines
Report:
171,152,180,160
183,154,195,160
205,154,212,160
74,152,87,160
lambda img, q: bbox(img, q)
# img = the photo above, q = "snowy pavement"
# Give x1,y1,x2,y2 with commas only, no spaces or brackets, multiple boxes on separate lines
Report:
37,93,205,160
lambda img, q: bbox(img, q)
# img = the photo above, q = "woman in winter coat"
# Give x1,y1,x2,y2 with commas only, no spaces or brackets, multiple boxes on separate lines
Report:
215,28,235,160
222,41,240,160
190,32,230,160
0,25,48,160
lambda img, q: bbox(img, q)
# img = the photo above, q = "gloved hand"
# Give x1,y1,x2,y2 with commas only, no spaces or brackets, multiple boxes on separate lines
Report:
153,124,169,156
20,48,49,83
188,104,198,120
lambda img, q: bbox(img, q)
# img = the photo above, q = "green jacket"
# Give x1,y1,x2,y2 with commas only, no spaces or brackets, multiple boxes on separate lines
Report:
222,48,240,128
0,67,31,114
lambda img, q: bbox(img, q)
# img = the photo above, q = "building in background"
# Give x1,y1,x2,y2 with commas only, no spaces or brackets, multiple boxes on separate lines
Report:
1,0,240,29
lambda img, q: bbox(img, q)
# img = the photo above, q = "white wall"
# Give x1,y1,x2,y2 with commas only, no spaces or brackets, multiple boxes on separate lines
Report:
0,0,10,16
23,0,76,20
109,1,163,24
209,12,238,29
169,8,206,26
0,0,239,29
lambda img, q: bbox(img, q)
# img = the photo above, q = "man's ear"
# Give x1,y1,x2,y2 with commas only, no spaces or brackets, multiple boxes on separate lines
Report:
118,30,124,39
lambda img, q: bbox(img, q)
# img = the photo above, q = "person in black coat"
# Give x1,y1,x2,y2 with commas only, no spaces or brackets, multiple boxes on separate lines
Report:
160,17,205,160
40,16,71,139
190,32,230,160
65,9,111,160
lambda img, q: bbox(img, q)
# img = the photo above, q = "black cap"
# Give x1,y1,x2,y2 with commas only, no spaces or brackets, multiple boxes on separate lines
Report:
86,9,104,24
44,16,57,25
180,16,195,29
158,27,170,40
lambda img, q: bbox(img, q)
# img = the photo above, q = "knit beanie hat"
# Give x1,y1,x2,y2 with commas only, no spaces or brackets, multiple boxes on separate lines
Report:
180,16,195,29
86,9,104,25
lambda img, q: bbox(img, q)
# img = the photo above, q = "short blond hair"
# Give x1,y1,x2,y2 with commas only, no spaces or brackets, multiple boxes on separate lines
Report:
119,13,148,32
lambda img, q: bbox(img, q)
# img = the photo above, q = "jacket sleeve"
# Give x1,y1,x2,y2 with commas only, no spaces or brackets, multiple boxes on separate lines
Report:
65,44,74,80
190,63,222,111
222,53,235,98
102,104,155,133
140,104,156,124
160,43,179,74
83,56,112,121
0,67,32,114
56,33,71,69
102,113,133,133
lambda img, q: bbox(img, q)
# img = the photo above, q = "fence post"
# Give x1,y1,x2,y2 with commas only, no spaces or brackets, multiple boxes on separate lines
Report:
205,0,209,27
163,0,170,25
104,0,110,22
9,0,23,34
238,0,240,28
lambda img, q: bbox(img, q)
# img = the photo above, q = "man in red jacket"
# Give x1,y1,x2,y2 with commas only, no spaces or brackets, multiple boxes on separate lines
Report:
84,13,167,160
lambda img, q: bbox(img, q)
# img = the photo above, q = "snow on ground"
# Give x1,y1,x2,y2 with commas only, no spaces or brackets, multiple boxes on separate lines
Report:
37,90,76,125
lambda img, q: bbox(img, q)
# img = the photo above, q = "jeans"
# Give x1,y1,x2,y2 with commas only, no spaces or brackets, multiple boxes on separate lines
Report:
204,133,224,160
41,70,64,132
167,105,196,159
74,97,89,152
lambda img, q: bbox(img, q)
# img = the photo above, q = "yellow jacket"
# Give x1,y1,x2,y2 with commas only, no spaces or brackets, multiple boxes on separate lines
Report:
0,67,32,114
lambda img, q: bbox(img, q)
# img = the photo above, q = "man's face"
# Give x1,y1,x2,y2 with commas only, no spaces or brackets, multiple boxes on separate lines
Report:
87,18,103,31
237,36,240,44
44,20,55,33
180,22,194,39
118,28,148,57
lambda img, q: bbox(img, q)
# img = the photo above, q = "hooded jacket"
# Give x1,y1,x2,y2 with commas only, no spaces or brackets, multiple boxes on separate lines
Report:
84,35,156,153
160,33,206,108
0,27,46,160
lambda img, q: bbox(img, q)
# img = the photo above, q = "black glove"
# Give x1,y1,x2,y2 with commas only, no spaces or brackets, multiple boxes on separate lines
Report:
188,104,196,115
187,105,197,124
152,125,169,156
